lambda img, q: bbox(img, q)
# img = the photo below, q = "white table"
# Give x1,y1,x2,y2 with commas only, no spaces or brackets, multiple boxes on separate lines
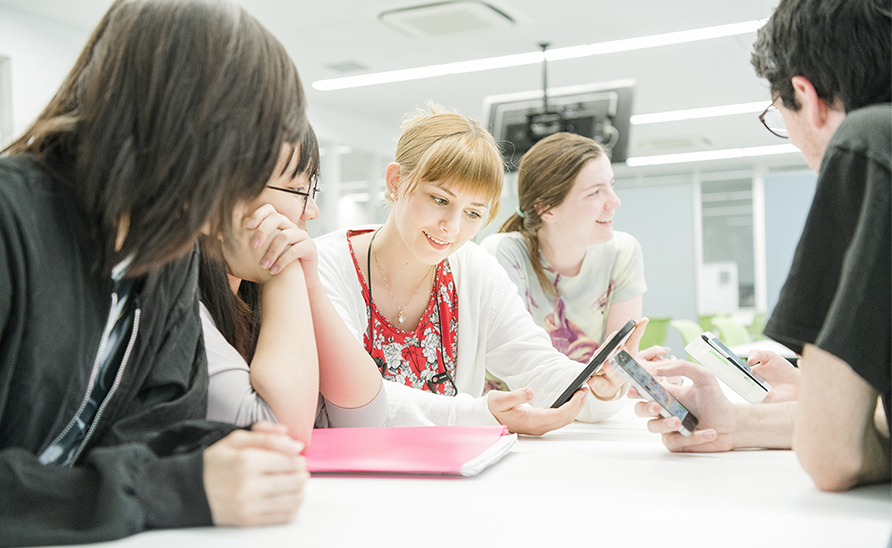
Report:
93,402,891,548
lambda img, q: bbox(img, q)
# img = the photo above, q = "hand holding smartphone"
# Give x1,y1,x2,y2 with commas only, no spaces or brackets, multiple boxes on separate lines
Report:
551,319,637,408
609,350,698,436
685,332,770,403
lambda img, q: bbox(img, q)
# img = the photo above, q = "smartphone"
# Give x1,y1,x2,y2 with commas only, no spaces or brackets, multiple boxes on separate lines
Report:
609,350,699,436
684,332,770,404
550,319,637,408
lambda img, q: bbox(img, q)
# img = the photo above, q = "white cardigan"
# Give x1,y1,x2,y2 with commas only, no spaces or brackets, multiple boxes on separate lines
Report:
316,227,625,427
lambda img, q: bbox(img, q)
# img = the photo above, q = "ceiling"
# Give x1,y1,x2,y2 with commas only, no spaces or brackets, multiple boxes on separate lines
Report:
0,0,807,175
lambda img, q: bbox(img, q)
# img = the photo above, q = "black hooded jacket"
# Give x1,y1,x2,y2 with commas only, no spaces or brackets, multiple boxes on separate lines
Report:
0,155,238,546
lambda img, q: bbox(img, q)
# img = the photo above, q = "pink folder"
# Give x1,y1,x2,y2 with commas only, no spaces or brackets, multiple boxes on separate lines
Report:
304,425,517,477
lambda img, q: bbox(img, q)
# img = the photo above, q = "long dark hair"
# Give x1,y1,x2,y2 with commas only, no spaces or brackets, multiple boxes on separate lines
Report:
199,125,320,361
498,132,605,297
4,0,306,276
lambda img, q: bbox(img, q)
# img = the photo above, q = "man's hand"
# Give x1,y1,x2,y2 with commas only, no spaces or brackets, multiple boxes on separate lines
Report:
632,360,739,452
747,350,800,403
203,422,309,527
488,387,586,436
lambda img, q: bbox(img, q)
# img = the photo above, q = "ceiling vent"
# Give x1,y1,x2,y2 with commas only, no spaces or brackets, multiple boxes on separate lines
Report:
379,1,515,37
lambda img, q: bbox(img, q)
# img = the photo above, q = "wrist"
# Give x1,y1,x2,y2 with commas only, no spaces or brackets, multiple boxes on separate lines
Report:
591,382,627,402
726,403,778,449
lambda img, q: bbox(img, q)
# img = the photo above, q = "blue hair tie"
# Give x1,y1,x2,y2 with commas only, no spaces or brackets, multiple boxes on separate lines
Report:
516,207,526,219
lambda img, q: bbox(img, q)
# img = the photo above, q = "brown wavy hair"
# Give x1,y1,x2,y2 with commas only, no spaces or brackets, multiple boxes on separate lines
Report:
498,132,605,297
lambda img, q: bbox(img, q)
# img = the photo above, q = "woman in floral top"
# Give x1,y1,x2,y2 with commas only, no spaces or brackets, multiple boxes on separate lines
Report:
482,133,650,368
317,106,647,435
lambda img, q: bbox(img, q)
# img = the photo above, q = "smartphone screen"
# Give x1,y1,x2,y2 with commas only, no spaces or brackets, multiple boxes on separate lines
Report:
550,319,637,408
610,350,698,436
703,334,769,389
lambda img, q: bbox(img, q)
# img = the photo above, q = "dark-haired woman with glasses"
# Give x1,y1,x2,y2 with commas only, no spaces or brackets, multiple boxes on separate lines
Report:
199,125,386,444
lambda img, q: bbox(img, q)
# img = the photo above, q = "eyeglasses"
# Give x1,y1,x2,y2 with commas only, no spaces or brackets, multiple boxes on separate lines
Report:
759,104,788,139
266,178,320,216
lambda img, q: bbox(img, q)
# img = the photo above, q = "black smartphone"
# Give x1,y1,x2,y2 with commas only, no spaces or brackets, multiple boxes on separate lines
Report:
550,319,637,408
609,350,699,436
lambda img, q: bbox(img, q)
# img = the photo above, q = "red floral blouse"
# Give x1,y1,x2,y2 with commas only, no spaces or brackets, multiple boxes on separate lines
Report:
347,230,458,396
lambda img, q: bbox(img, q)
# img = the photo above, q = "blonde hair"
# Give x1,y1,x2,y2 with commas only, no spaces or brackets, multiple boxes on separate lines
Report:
390,104,504,225
498,132,606,297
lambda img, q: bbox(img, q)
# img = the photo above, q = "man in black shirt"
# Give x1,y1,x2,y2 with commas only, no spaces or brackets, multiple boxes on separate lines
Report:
634,0,890,492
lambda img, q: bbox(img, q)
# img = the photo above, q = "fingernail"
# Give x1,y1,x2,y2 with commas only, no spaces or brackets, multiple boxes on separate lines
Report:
252,238,261,248
289,440,305,453
261,259,271,269
270,265,280,275
663,347,671,351
704,431,716,440
523,388,533,399
246,218,257,228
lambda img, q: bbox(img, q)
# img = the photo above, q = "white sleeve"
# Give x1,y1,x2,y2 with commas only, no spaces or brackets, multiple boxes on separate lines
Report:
480,233,533,304
383,381,498,427
474,250,625,423
315,230,369,344
610,233,648,303
201,303,278,427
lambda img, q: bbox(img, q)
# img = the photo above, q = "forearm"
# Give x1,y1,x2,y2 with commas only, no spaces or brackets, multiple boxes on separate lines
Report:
732,402,796,449
605,296,642,339
306,281,383,408
251,267,318,444
794,345,891,491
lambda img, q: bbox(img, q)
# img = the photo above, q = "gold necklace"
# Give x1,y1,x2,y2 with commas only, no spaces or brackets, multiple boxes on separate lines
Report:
371,243,434,325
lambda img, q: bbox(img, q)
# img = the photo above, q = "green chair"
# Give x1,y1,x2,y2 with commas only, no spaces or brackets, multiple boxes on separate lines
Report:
748,313,767,341
639,317,671,349
710,316,753,346
669,319,704,346
699,313,727,333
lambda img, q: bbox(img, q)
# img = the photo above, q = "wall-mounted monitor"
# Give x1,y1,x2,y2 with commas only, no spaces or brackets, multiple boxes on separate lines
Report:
482,79,635,170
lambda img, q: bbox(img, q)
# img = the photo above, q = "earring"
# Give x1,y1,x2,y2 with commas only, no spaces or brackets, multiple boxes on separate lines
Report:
390,192,395,199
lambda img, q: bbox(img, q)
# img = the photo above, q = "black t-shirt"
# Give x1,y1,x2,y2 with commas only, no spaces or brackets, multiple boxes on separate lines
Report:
764,103,891,432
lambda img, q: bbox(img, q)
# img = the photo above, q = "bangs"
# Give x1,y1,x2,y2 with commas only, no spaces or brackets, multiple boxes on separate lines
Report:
408,133,504,223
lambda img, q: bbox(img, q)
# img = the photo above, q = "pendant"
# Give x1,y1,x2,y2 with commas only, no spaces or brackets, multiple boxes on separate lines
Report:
398,312,405,324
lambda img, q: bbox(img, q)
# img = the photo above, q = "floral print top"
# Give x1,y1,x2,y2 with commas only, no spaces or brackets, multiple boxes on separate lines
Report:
481,231,646,364
347,230,458,396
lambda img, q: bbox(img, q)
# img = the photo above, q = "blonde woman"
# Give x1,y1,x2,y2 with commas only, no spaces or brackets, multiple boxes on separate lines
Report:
482,133,649,364
315,107,645,436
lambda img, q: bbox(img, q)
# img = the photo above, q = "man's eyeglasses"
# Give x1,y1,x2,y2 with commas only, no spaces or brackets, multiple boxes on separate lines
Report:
759,104,788,139
266,179,320,216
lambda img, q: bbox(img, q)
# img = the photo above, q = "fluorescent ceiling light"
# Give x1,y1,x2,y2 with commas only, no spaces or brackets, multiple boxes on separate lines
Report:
312,19,767,91
626,144,800,167
631,101,767,125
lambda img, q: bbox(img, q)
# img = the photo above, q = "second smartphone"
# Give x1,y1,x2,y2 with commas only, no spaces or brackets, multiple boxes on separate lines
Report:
609,350,699,436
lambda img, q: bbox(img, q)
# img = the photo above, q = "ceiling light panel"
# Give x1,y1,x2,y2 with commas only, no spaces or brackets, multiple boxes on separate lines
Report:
312,18,766,91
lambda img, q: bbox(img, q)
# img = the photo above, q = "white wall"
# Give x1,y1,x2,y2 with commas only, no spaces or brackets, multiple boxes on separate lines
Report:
0,4,397,154
0,5,87,145
764,170,818,316
615,177,698,352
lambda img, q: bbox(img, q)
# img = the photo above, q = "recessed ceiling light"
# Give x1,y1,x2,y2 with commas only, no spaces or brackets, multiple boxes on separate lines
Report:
626,144,800,167
312,19,767,91
631,102,767,125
